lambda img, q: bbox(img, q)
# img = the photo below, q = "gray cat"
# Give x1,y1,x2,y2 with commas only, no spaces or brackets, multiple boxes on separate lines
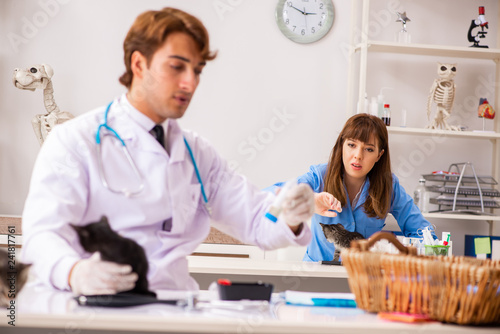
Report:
0,248,30,307
320,223,364,262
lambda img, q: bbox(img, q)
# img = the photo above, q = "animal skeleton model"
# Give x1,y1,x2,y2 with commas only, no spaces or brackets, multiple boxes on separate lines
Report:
13,64,74,145
426,63,460,131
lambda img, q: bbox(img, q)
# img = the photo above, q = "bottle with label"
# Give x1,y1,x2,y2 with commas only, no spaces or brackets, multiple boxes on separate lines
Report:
413,178,429,212
382,104,391,126
376,87,393,118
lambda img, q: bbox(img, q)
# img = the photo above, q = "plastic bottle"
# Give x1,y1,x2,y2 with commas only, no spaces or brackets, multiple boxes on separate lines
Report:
376,87,393,118
382,104,391,126
422,187,430,213
416,239,425,255
369,97,378,116
413,178,429,213
377,92,384,118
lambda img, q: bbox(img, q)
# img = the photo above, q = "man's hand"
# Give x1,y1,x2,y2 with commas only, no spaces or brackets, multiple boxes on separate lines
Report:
282,183,315,231
314,192,342,217
69,252,138,295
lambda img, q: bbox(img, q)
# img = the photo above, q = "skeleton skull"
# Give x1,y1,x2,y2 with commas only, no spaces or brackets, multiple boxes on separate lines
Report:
437,63,457,80
13,64,54,92
13,63,74,146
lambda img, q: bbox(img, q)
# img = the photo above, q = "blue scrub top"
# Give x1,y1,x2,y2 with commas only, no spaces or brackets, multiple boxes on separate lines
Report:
267,164,437,262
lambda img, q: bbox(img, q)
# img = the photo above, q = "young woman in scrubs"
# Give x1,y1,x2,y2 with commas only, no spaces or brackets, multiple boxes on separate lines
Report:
269,114,436,261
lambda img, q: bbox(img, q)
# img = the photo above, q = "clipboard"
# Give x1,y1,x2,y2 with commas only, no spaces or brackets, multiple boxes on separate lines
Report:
74,293,183,308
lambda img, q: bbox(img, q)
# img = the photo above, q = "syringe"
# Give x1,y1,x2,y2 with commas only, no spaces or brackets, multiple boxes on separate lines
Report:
265,179,297,223
422,227,437,245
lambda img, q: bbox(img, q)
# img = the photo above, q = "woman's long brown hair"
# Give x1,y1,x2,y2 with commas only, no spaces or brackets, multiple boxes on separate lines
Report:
324,114,392,219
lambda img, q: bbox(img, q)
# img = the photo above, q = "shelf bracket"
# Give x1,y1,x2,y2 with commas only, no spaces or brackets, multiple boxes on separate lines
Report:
487,220,493,236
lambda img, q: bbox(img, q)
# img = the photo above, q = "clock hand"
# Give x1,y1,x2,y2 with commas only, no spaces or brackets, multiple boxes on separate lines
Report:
303,7,308,31
289,5,306,15
304,12,317,15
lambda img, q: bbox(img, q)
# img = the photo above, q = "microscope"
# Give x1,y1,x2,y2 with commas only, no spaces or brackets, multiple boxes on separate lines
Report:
467,6,489,48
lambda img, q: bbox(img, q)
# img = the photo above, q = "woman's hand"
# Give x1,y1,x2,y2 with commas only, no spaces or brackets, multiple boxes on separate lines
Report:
314,192,342,217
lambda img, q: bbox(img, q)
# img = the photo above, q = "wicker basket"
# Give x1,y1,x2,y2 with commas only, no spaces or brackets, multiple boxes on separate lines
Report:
342,232,500,325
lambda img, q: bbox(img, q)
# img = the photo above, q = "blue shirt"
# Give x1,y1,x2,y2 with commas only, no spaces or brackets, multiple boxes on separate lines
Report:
267,163,436,262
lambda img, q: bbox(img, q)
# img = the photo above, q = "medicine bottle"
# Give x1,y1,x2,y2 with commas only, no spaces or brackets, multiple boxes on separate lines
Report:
413,178,429,212
382,104,391,126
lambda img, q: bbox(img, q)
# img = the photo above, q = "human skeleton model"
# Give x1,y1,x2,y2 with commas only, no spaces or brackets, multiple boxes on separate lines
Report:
12,64,74,145
426,63,459,131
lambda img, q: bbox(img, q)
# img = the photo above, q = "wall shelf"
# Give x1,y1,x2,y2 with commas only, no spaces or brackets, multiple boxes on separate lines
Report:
355,41,500,61
387,127,500,140
423,212,500,222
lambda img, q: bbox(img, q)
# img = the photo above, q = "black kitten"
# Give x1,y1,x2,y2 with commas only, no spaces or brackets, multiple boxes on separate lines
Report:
320,223,364,262
71,216,155,297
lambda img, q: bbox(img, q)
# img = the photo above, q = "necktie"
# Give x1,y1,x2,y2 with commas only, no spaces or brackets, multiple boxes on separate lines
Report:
150,125,164,147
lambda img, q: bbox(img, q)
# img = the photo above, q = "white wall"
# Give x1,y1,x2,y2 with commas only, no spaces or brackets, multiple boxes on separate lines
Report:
0,0,498,256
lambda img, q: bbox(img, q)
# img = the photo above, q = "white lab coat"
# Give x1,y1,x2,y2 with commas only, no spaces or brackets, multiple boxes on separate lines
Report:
21,95,311,291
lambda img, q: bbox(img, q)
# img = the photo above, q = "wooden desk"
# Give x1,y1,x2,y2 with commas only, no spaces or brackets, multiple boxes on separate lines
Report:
1,283,498,334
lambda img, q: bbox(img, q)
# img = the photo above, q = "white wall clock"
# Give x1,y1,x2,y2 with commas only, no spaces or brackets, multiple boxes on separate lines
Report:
275,0,335,44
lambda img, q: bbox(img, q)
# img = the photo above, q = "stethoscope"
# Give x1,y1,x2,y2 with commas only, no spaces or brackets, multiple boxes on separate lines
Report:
95,101,211,214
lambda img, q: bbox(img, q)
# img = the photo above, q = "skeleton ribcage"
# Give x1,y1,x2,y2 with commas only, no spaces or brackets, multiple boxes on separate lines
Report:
434,81,454,110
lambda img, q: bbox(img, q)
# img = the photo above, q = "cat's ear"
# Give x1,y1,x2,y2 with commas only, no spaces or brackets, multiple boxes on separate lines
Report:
16,262,31,276
15,263,31,293
100,215,110,227
17,262,31,272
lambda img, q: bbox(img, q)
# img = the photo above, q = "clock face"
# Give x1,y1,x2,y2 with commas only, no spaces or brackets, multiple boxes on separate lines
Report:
275,0,335,44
